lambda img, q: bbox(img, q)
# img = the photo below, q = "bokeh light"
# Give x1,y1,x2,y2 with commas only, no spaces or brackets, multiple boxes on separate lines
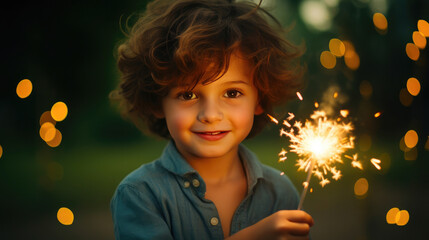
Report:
404,130,418,149
406,77,421,96
399,88,413,107
46,129,63,148
359,80,373,99
16,79,33,99
39,122,56,142
405,43,420,61
0,145,3,159
373,13,388,31
386,207,400,224
344,48,360,70
320,50,336,69
329,38,345,57
299,0,332,31
396,210,410,226
40,111,56,126
412,31,427,49
57,207,74,225
425,137,429,151
354,178,369,197
404,147,418,161
417,20,429,37
51,102,68,122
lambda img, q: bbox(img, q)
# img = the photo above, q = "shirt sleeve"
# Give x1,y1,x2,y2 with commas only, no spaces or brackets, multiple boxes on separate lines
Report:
111,184,173,240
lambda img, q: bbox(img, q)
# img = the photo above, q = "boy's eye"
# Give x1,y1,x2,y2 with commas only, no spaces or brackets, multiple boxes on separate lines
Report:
179,91,197,100
224,89,242,98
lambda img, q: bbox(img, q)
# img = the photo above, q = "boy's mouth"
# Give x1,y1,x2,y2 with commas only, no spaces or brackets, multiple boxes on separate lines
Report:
193,131,230,140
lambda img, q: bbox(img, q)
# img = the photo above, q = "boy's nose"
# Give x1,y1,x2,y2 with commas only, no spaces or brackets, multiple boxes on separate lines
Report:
197,99,223,123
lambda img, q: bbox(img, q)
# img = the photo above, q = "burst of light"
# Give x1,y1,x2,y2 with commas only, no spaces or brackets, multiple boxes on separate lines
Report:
354,178,369,197
51,102,68,122
406,43,420,61
374,112,381,118
320,50,336,69
281,110,355,186
406,77,421,96
371,158,381,170
267,114,279,124
418,20,429,37
16,79,33,99
373,13,388,32
57,207,74,225
329,38,345,57
404,130,418,148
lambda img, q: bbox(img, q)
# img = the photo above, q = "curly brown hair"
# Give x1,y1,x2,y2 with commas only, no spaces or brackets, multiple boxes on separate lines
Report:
111,0,304,139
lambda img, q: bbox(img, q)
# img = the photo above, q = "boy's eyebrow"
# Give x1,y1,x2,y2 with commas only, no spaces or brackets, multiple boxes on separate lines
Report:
222,80,251,85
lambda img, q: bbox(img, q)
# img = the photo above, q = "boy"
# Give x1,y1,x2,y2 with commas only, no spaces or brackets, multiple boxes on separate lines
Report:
111,0,314,239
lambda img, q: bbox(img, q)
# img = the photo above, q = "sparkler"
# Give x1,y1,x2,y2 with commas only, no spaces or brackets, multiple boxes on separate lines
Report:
270,92,381,210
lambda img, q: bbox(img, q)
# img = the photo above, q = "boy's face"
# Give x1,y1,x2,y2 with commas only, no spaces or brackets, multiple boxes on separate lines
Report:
161,52,263,161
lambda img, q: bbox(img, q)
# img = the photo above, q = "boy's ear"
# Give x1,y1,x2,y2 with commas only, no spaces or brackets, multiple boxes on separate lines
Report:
254,104,264,115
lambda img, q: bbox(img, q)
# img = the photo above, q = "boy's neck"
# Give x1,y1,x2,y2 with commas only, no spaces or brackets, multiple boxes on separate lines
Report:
183,147,245,184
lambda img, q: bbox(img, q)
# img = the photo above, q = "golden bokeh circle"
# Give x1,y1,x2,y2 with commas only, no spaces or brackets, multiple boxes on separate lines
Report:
406,77,421,96
51,102,68,122
16,79,33,99
417,19,429,37
404,130,418,149
57,207,74,225
373,13,388,30
320,51,336,69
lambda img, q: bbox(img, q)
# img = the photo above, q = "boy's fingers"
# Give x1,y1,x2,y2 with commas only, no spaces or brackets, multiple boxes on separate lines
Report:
282,221,311,236
284,210,314,226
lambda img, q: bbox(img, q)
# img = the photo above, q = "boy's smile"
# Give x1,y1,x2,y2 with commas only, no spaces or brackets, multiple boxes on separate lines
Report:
161,52,263,162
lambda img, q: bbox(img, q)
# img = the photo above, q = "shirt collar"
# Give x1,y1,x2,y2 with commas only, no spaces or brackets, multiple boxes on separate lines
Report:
158,140,264,192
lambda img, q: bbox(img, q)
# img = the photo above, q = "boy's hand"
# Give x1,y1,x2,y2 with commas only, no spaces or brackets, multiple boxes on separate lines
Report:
227,210,314,240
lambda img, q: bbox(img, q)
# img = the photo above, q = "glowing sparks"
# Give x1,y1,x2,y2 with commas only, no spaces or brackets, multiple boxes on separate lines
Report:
374,112,382,118
296,92,303,101
340,110,349,118
314,102,319,108
267,114,279,124
371,158,381,170
282,110,354,186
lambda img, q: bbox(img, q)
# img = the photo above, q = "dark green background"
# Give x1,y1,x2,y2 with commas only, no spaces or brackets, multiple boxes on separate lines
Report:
1,0,428,239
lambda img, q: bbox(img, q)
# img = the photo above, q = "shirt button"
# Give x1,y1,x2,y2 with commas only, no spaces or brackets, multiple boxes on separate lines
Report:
183,181,190,188
192,179,200,187
210,217,219,226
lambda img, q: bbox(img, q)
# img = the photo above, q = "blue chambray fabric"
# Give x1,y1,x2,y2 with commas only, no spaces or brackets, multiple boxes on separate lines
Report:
111,141,299,240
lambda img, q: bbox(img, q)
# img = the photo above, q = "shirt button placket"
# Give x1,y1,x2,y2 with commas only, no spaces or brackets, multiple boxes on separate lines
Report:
210,217,219,226
192,179,200,188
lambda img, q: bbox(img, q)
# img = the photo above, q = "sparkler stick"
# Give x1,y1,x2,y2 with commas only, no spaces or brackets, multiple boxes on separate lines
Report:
298,157,315,210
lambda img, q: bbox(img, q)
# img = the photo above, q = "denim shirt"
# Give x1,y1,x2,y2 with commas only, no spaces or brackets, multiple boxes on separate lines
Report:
111,141,299,240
